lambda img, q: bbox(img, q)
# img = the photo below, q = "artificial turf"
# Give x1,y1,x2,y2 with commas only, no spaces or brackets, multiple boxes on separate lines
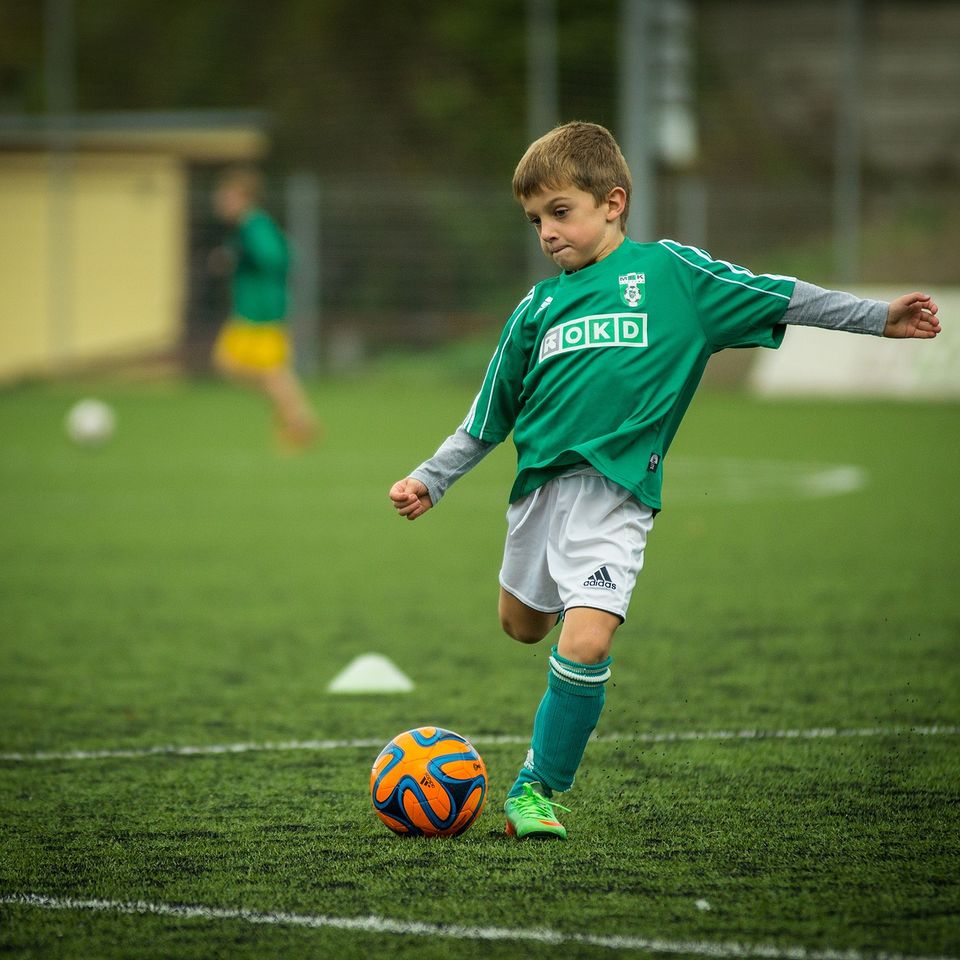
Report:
1,361,958,958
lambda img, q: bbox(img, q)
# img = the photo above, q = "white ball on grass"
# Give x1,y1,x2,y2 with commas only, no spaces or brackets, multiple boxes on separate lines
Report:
65,398,116,446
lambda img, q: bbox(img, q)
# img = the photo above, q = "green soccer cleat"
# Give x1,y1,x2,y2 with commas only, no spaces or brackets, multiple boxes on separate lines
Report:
504,783,570,840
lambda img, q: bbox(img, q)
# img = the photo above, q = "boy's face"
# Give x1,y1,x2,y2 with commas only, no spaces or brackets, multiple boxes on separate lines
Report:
521,183,626,272
213,183,253,224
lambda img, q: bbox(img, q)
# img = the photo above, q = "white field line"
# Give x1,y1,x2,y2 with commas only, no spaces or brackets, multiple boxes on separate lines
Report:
1,893,956,960
0,724,957,763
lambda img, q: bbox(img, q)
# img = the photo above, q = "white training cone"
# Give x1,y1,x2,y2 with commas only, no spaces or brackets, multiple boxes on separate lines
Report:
327,654,414,694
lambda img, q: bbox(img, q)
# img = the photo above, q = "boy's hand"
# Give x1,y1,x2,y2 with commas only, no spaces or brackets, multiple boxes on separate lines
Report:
389,478,433,521
883,292,941,339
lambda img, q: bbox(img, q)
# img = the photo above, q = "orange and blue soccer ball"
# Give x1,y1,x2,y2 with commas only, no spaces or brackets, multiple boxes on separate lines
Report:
370,726,487,837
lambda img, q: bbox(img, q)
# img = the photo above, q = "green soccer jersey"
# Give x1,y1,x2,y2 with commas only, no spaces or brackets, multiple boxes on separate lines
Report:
464,238,796,510
229,209,289,322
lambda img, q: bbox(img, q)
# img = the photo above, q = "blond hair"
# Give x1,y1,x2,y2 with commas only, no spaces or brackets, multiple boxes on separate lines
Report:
512,122,632,230
217,164,264,204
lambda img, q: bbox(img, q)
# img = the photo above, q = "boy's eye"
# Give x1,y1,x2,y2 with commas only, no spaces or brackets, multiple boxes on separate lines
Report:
553,208,568,219
528,217,541,228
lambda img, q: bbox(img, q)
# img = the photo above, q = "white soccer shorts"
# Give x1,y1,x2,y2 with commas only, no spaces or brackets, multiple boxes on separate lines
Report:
499,469,655,621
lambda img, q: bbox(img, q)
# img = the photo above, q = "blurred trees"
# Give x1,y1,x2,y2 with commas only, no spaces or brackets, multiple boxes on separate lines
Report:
3,0,957,290
4,0,552,181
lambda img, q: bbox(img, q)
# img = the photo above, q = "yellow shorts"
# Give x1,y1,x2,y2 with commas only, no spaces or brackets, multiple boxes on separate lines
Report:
213,319,290,372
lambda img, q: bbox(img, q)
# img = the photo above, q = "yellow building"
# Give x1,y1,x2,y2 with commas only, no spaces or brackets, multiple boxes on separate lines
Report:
0,112,267,383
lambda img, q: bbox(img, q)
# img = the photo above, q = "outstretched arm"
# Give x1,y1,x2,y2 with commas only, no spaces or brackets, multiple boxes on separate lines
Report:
389,428,497,522
390,288,534,521
784,282,942,340
883,292,941,339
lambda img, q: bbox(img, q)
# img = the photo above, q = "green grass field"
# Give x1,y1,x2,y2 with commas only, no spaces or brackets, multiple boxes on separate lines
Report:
1,359,958,959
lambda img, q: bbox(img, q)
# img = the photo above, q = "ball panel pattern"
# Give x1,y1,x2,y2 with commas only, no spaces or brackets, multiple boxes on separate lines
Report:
370,726,487,837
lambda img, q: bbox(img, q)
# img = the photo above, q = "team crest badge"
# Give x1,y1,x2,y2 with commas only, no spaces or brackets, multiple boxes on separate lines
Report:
619,272,645,307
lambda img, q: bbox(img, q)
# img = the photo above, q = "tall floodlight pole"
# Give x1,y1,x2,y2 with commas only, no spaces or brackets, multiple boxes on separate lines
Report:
526,0,559,141
834,0,864,285
618,0,655,241
525,0,559,279
44,0,76,366
285,172,321,376
44,0,75,120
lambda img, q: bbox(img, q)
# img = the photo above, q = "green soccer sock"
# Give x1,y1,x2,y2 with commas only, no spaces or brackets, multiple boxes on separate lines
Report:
508,645,612,799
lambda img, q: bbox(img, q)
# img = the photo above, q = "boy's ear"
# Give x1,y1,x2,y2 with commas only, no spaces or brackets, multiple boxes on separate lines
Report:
604,187,628,223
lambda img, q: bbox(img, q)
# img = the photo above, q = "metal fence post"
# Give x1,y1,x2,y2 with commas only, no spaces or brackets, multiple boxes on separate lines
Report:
285,170,321,376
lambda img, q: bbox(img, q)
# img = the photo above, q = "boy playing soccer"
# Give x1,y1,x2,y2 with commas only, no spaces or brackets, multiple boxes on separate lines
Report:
211,166,317,449
389,122,941,840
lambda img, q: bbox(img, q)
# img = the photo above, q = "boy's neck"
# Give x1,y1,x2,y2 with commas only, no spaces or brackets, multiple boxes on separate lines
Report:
570,232,627,273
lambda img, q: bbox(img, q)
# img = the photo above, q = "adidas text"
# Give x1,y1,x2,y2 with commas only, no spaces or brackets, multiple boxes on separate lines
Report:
584,566,618,590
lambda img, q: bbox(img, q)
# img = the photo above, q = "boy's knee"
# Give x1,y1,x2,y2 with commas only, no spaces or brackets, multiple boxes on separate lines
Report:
497,591,556,645
556,607,620,664
499,610,548,645
558,634,611,664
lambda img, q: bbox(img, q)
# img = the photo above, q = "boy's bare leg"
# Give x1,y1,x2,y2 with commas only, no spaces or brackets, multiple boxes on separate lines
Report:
212,351,252,383
556,607,620,664
214,354,317,448
502,601,619,814
499,589,619,663
498,588,558,645
262,368,317,443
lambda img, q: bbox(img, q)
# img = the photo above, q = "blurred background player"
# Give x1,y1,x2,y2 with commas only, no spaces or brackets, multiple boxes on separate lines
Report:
211,165,317,450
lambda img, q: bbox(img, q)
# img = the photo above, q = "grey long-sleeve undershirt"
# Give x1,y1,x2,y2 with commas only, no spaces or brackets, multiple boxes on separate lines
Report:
787,279,887,336
409,281,888,507
410,428,496,510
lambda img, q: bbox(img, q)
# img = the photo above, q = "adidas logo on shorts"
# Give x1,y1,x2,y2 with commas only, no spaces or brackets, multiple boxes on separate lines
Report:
583,566,617,590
